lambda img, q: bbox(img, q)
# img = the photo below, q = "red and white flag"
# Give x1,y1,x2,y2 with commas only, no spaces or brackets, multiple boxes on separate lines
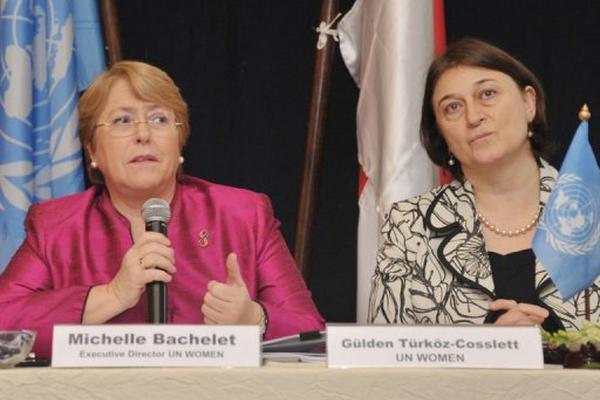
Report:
338,0,446,322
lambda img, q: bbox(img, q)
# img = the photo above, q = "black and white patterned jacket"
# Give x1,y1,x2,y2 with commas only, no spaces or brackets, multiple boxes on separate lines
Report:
368,160,600,329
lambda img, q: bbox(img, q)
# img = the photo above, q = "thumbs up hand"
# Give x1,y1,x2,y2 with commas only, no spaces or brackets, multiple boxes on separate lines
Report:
201,253,262,325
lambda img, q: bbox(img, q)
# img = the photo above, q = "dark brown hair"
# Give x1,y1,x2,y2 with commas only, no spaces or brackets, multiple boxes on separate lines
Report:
420,38,551,181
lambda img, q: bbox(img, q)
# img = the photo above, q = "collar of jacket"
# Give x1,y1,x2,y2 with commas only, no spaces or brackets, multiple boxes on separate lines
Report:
422,159,558,298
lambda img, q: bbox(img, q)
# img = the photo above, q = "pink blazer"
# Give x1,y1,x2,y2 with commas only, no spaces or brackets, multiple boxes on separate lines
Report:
0,176,324,357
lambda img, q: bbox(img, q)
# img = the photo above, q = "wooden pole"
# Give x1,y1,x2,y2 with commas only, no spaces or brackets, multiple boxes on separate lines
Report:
294,0,340,279
98,0,123,64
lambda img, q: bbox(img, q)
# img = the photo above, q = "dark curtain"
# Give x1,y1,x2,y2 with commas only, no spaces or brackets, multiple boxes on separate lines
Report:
116,0,600,323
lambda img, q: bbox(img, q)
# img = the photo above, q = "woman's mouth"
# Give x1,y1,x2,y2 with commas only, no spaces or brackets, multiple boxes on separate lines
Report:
129,155,158,163
470,132,493,144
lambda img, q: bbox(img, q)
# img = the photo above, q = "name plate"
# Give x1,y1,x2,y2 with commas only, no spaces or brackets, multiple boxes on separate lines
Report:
52,324,260,367
327,324,543,369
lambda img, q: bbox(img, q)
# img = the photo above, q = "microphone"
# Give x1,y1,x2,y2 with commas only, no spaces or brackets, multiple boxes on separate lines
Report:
141,198,171,324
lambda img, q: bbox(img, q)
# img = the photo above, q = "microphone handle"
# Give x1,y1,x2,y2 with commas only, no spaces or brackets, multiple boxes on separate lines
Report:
147,281,168,324
145,220,168,324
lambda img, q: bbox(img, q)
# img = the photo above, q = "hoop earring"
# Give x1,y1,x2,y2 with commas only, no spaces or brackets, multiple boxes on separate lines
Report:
447,154,455,167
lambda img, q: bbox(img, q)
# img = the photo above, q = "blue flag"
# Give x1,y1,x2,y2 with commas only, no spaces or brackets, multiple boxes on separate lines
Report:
0,0,106,271
533,121,600,300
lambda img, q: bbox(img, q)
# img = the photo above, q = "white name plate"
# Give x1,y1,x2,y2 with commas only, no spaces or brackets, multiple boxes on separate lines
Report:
327,324,543,369
52,324,260,368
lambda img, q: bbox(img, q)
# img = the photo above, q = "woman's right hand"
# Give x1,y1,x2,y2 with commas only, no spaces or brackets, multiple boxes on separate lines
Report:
489,299,549,326
107,232,176,310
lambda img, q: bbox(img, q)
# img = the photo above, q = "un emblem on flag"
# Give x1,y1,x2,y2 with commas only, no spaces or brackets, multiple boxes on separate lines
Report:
0,0,108,271
542,173,600,255
0,1,89,213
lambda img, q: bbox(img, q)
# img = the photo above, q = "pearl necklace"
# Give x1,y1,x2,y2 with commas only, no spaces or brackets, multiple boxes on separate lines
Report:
477,207,542,237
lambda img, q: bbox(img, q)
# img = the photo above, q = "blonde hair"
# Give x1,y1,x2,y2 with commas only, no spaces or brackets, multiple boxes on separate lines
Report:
79,61,190,184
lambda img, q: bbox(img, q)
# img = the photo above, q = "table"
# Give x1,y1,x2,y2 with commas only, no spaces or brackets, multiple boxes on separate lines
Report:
1,362,599,400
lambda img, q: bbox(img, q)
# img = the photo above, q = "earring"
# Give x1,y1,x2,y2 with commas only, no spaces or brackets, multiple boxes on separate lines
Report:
527,130,533,138
90,160,98,169
179,156,184,164
448,154,455,166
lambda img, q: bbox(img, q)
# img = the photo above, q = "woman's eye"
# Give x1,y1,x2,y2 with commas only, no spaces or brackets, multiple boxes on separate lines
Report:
113,115,133,125
444,102,462,115
481,89,497,100
149,114,169,125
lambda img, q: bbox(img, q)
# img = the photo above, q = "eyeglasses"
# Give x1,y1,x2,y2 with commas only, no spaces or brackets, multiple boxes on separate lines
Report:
94,114,183,137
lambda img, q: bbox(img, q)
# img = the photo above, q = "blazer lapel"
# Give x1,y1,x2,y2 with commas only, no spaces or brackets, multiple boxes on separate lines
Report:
535,160,559,292
425,180,496,297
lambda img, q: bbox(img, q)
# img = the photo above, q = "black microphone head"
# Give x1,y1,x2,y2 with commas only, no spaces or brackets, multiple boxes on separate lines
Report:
141,198,171,224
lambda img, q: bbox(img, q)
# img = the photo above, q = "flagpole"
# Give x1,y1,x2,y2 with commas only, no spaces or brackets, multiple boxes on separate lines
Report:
294,0,340,279
98,0,123,64
578,104,592,321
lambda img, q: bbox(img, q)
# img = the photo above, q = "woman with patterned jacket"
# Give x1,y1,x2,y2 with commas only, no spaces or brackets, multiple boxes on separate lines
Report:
368,38,600,330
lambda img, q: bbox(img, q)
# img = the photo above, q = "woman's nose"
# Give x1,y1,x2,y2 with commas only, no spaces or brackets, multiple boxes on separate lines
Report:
133,120,152,142
465,103,485,126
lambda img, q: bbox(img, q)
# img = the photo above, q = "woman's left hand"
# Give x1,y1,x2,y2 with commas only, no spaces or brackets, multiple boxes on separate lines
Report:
201,253,262,325
489,299,549,326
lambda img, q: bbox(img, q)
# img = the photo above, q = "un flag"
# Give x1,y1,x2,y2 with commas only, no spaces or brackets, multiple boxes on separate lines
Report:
533,121,600,300
0,0,105,271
